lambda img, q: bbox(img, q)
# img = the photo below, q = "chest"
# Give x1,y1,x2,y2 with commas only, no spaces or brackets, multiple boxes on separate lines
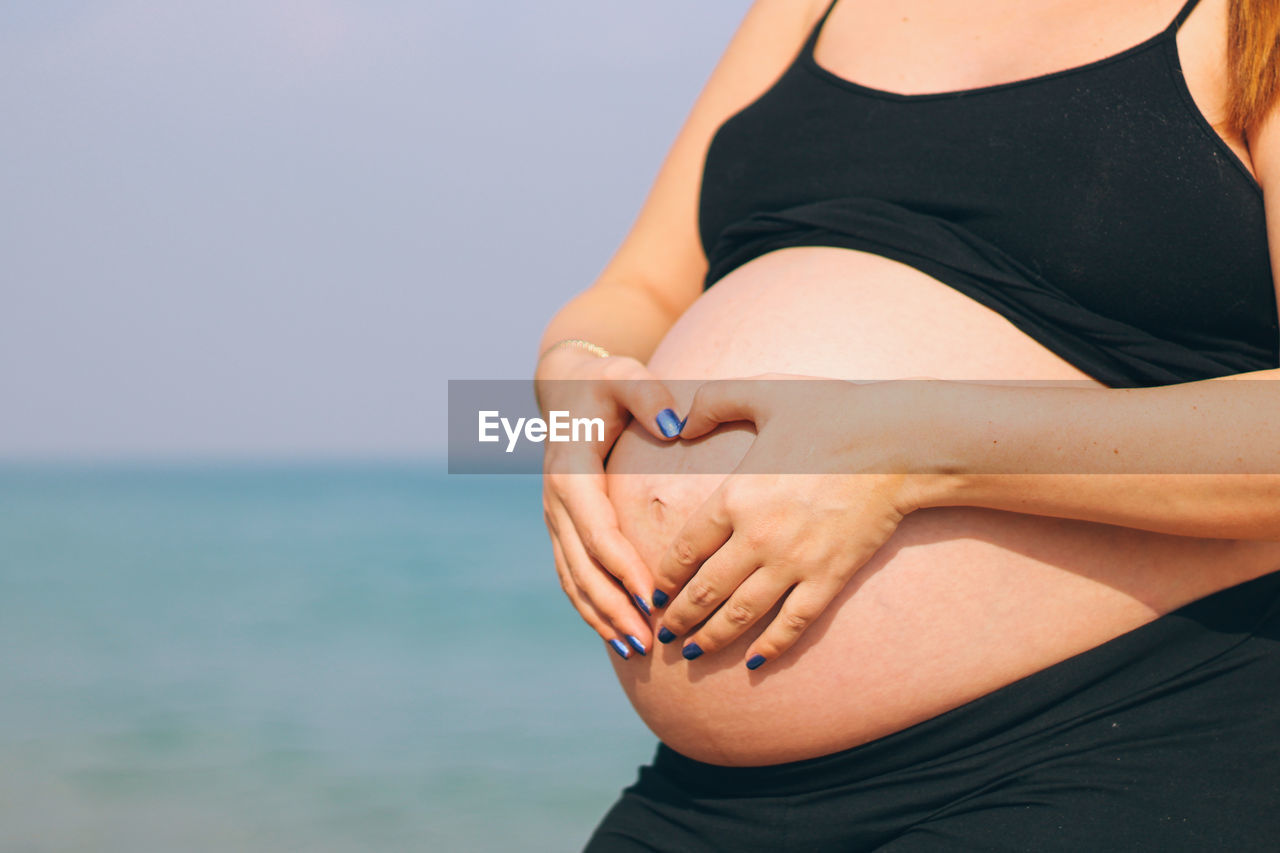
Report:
810,0,1251,177
698,43,1272,346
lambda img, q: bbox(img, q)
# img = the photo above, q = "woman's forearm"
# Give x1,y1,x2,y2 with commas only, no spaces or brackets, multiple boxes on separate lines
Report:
912,370,1280,540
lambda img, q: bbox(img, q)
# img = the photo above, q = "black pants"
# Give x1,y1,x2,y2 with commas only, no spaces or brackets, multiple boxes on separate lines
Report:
585,569,1280,852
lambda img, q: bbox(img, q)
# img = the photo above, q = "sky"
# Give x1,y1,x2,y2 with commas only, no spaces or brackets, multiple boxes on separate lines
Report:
0,1,746,459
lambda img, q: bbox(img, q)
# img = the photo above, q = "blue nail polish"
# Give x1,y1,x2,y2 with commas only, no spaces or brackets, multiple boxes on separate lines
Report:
657,626,676,644
677,416,688,435
608,639,631,659
682,643,704,661
656,409,682,438
652,589,669,608
632,593,651,616
626,635,647,655
746,654,767,670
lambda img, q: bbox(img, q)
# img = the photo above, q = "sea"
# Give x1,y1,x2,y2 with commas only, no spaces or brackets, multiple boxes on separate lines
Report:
0,462,658,852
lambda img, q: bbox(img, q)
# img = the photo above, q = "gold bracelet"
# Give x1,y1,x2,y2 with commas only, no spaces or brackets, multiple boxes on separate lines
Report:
534,339,610,413
538,338,611,364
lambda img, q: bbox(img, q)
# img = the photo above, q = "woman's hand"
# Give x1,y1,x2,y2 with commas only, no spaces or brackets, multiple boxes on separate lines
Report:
650,375,941,669
537,343,684,660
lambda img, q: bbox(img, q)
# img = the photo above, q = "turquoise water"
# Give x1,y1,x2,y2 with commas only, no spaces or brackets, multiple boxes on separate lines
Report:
0,463,656,852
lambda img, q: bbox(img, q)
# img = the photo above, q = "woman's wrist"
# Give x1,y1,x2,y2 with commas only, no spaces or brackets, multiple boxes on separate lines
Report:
534,342,612,415
884,379,989,511
538,338,611,366
536,338,608,380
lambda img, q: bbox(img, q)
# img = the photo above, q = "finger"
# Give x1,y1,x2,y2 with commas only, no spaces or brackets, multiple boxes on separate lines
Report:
603,359,685,440
678,379,768,439
547,527,610,635
656,534,756,650
549,533,647,660
743,578,845,670
557,475,656,615
554,507,653,655
653,487,734,608
678,567,787,660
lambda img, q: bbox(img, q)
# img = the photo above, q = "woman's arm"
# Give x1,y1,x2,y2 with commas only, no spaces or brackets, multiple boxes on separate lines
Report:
911,372,1280,540
537,0,832,363
537,0,832,656
649,367,1279,670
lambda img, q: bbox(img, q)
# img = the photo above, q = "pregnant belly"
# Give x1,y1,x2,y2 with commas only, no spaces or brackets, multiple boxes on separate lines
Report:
604,247,1280,766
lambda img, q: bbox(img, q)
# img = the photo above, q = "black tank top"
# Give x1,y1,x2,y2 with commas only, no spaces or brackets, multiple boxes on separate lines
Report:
697,0,1280,387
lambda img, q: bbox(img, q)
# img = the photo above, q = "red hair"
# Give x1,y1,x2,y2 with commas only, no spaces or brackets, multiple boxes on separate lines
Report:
1228,0,1280,137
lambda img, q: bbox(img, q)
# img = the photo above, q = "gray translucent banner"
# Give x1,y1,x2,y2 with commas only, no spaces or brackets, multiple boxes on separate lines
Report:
448,378,1280,475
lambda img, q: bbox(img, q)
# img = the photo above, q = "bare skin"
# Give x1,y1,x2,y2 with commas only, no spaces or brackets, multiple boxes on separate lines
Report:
604,248,1280,766
536,0,1280,765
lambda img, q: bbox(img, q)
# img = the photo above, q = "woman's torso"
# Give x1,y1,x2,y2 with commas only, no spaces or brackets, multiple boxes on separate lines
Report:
602,0,1280,766
699,0,1277,384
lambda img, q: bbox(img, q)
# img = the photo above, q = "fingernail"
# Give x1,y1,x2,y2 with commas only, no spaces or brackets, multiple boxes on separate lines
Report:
626,635,647,655
656,409,682,438
632,593,651,616
651,589,669,608
746,654,767,670
608,639,631,660
677,416,687,435
682,643,703,661
657,626,676,644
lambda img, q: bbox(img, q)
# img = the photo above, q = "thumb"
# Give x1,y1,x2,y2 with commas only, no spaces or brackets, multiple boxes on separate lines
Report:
604,360,685,441
678,378,770,439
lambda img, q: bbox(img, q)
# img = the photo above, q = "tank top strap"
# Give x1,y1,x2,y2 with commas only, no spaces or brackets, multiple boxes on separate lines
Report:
802,0,841,59
1168,0,1204,31
806,0,1202,55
